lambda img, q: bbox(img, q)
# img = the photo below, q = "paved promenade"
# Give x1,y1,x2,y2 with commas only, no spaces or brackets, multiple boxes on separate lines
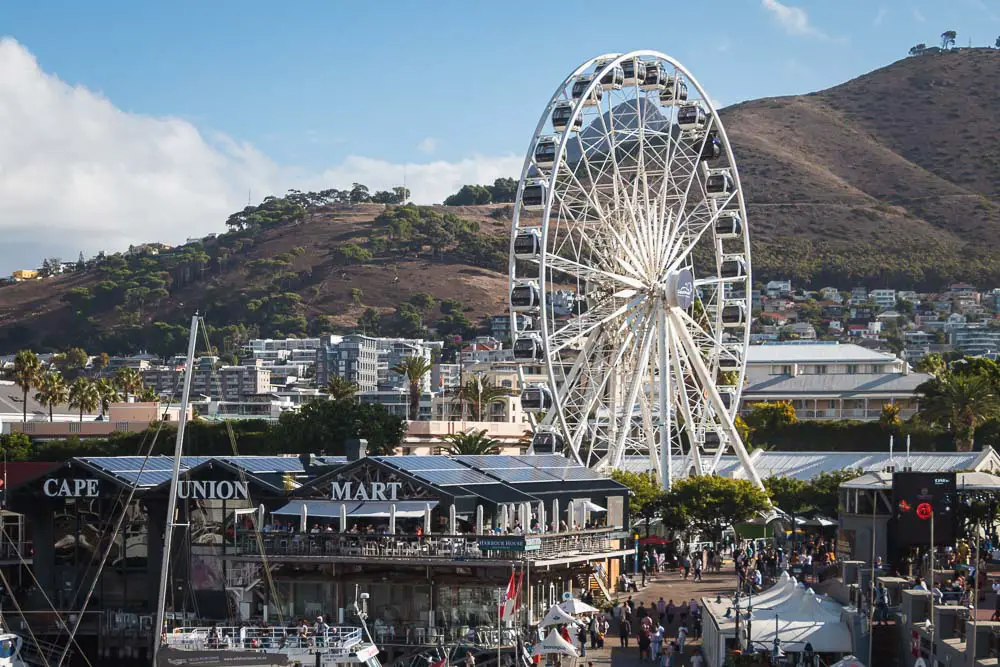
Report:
566,566,737,667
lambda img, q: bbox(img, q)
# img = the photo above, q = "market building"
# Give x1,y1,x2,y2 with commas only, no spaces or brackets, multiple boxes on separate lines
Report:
3,448,630,662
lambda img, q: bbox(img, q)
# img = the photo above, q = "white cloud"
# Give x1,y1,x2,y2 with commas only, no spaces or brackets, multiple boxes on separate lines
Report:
761,0,831,39
912,8,927,22
417,137,438,154
0,38,520,271
873,7,888,26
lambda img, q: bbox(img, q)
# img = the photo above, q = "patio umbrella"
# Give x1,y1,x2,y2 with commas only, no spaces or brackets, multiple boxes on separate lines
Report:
538,604,582,628
531,630,579,657
559,598,600,616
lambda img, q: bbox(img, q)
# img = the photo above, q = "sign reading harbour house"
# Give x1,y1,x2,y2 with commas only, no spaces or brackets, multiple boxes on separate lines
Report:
330,482,404,502
177,480,250,501
478,536,541,552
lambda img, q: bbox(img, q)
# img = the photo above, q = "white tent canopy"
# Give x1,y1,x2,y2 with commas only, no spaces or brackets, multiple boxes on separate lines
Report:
539,604,582,628
559,599,600,616
748,617,852,654
532,630,579,657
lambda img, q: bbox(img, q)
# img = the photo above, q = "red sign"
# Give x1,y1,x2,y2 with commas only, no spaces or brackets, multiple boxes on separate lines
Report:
916,502,933,520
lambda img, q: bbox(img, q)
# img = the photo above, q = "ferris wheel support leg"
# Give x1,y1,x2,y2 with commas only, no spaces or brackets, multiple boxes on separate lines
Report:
658,303,672,490
668,311,764,490
668,325,703,475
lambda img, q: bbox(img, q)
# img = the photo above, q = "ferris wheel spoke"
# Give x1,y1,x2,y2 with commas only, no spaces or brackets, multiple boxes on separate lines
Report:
670,309,762,489
544,254,646,291
547,293,642,354
665,191,737,272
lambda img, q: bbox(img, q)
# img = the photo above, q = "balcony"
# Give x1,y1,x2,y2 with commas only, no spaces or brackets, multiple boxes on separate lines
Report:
789,408,918,421
224,528,627,564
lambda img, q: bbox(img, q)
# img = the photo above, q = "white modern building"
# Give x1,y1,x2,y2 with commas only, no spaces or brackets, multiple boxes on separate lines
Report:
870,288,896,310
741,342,929,421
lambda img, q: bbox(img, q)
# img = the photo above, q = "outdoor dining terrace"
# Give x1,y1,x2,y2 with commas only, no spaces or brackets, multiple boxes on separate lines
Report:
223,527,629,563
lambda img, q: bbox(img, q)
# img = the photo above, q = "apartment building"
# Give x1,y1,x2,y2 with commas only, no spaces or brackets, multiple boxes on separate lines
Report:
741,342,929,422
869,288,896,311
141,364,271,401
315,334,379,391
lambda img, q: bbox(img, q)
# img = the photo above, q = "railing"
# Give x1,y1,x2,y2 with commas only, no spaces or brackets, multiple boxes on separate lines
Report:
0,540,31,561
793,408,918,421
227,528,623,562
164,625,363,653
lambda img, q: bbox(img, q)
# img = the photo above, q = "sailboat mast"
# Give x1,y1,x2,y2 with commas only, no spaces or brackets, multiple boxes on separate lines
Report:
153,314,200,664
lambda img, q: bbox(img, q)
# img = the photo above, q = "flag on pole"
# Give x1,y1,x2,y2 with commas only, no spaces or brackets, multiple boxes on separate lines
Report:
500,571,518,620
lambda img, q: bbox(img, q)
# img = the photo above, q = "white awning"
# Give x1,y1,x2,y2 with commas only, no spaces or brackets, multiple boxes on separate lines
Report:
272,500,439,519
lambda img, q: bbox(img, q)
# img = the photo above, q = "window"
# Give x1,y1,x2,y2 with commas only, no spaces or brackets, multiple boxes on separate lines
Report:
846,365,858,375
870,365,882,373
815,365,828,375
779,365,793,376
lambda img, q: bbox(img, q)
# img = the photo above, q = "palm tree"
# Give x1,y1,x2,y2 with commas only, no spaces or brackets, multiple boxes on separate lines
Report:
917,373,1000,451
114,367,143,402
326,376,360,401
68,377,101,422
391,356,433,420
34,371,69,422
95,378,121,417
12,350,42,424
456,376,510,421
138,385,160,402
442,429,502,456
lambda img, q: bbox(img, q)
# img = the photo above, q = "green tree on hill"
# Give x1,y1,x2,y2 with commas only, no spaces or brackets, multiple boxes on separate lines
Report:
941,30,957,50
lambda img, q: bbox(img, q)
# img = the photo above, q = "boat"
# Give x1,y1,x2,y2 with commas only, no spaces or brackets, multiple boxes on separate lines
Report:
0,622,26,667
153,316,382,667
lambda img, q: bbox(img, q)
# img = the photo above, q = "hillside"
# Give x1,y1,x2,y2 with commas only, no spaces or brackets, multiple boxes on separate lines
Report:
1,48,999,353
0,202,514,355
722,47,1000,288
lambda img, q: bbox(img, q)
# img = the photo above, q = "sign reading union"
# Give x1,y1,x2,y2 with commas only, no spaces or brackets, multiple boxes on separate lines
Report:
330,481,404,502
44,478,100,497
177,480,250,501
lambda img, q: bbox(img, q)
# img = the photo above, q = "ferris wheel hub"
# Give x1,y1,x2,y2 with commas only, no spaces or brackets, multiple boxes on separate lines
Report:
665,268,695,309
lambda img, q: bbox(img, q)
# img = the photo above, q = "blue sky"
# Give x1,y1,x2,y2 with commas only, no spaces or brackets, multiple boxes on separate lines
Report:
6,0,997,168
0,0,997,269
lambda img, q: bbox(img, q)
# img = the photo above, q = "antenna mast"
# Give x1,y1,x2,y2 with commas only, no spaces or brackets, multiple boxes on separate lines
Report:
152,314,200,664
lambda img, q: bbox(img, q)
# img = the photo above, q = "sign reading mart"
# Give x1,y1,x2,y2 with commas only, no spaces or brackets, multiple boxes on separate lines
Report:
477,536,541,552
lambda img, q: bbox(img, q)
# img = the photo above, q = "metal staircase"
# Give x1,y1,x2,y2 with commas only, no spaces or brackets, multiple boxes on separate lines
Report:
225,562,278,605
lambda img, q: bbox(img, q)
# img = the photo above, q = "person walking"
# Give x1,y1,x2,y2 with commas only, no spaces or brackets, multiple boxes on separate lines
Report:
577,624,588,657
588,615,599,649
693,557,703,582
619,617,632,648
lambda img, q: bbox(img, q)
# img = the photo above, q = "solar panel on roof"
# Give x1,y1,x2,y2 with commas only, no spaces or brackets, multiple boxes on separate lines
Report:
415,468,496,487
222,457,305,474
383,456,468,472
515,454,574,468
85,456,175,472
545,467,604,481
117,470,175,487
486,468,559,483
454,455,529,470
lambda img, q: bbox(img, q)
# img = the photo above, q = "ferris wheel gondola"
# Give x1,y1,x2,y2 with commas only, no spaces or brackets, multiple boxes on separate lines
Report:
507,51,762,489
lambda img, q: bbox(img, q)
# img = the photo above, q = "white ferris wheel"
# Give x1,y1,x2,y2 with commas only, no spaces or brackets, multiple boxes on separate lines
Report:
508,51,763,490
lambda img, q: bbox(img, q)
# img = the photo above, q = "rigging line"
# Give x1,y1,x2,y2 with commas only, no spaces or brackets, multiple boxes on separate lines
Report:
0,524,93,667
198,319,285,627
0,566,51,667
54,373,187,667
62,368,185,612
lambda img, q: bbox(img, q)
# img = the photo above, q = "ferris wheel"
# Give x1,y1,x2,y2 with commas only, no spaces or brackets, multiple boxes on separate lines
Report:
508,51,762,490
